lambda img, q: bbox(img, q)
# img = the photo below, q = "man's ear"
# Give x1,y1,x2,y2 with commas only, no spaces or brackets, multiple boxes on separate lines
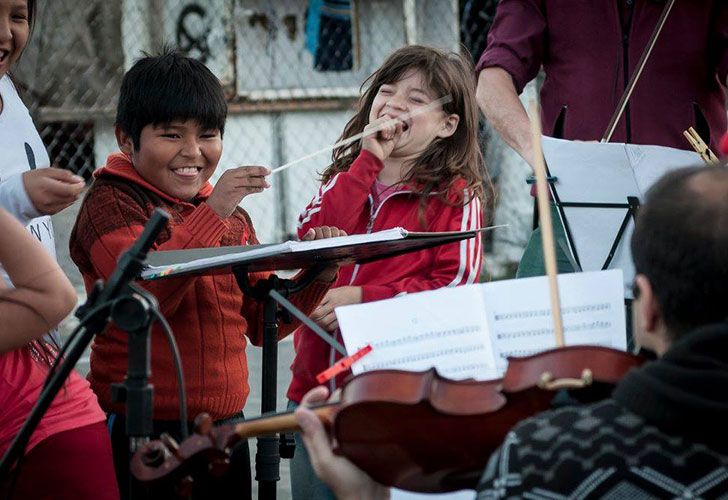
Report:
635,274,661,334
115,126,134,155
436,114,460,139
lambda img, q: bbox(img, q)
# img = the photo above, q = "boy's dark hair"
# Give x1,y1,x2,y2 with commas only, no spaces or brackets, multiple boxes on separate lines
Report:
115,50,227,150
631,165,728,338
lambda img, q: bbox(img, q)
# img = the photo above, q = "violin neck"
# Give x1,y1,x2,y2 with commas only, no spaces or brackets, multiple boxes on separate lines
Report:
230,403,338,439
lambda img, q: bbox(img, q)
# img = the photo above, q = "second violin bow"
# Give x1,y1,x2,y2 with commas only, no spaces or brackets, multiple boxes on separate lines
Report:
529,100,565,346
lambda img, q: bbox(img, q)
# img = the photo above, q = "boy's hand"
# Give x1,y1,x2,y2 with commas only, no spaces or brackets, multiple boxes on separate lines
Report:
300,226,346,282
294,387,389,500
362,115,403,161
22,168,85,215
206,166,270,218
310,286,362,332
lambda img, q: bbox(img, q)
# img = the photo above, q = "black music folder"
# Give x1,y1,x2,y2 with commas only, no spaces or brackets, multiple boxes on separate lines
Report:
141,226,497,280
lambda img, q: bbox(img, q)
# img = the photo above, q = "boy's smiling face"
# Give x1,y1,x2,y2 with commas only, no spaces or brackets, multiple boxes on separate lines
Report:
117,119,222,201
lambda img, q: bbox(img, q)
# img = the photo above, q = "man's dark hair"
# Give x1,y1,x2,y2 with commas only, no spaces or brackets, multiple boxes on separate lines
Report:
115,50,227,149
631,165,728,338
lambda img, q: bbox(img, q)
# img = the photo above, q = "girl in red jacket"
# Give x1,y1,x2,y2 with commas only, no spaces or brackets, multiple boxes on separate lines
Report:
288,45,488,499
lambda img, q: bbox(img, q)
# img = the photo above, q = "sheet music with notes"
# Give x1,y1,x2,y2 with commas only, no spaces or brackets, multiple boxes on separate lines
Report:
336,285,499,380
336,270,626,379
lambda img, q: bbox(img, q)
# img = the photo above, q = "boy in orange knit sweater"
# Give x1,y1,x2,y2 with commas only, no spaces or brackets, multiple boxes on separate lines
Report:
70,51,339,499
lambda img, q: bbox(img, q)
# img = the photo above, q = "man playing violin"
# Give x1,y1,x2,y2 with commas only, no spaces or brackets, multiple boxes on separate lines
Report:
475,0,727,280
294,164,728,499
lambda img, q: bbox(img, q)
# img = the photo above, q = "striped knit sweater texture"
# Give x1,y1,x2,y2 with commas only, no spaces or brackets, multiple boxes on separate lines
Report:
70,153,331,420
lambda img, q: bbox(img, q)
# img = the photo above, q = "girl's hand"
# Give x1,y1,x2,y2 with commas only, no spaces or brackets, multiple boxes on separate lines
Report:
362,115,404,161
300,226,347,282
310,286,362,332
206,166,270,218
22,168,85,215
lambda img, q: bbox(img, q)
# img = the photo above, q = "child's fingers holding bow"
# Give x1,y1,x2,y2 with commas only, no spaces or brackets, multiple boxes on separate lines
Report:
206,166,270,218
362,115,404,161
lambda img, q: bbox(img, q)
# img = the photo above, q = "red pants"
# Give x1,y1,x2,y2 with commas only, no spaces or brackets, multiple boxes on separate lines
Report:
1,421,119,500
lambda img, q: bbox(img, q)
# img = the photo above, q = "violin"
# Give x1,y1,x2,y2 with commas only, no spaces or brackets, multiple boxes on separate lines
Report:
131,346,644,494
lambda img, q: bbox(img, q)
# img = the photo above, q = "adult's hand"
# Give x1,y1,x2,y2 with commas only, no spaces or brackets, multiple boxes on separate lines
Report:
22,168,85,215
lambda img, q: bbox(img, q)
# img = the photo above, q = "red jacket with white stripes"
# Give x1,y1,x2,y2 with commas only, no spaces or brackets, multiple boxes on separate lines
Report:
287,150,483,402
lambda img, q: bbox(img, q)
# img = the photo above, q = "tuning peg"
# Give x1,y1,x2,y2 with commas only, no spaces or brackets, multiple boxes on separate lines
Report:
160,433,184,461
193,413,214,437
140,442,167,468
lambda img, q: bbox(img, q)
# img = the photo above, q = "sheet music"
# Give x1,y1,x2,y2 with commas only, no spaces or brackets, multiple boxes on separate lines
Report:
336,285,499,381
337,270,626,379
542,136,701,297
481,270,626,373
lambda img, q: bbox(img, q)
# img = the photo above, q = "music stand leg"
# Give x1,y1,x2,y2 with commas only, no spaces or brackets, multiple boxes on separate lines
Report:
256,294,281,500
233,267,329,500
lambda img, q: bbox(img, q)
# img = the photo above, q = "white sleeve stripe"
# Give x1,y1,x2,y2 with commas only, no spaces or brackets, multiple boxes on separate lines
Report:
297,206,322,229
446,190,472,287
466,198,483,284
297,173,341,227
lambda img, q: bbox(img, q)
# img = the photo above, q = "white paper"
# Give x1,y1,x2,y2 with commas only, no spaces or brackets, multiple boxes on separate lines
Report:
141,227,408,278
336,285,499,381
541,137,701,297
337,270,626,378
481,270,627,373
391,489,474,500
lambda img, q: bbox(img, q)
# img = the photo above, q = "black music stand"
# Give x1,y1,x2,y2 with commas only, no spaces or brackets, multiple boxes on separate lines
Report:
141,228,488,500
539,136,701,298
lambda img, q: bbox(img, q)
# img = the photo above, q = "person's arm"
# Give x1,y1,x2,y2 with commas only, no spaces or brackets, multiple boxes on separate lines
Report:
474,0,546,169
310,193,483,332
477,67,535,168
294,386,390,500
297,150,384,237
360,194,484,302
0,168,84,225
0,208,76,352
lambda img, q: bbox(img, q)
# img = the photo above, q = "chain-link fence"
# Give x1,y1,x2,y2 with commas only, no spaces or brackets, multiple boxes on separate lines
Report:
15,0,533,278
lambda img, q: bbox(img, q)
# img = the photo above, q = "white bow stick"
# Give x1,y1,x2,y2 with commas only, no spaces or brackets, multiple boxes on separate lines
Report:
270,95,453,175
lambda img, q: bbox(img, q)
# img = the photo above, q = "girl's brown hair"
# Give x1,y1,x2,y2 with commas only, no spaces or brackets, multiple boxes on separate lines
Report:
322,45,490,211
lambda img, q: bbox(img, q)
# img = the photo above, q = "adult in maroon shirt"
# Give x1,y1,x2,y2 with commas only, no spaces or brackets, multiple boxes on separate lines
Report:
475,0,728,282
476,0,727,168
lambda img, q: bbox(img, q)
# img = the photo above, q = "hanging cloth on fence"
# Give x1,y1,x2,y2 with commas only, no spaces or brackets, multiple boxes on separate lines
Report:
306,0,353,71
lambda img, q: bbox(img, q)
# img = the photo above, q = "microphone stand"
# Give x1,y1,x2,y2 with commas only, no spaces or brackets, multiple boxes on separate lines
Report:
0,209,170,500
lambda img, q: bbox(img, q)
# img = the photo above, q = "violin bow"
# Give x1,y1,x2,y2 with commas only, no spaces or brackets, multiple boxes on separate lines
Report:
601,0,676,143
529,100,565,346
270,95,453,175
683,127,719,165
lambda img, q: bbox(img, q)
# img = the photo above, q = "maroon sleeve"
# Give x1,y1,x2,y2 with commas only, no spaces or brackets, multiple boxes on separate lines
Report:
474,0,546,94
713,1,728,84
